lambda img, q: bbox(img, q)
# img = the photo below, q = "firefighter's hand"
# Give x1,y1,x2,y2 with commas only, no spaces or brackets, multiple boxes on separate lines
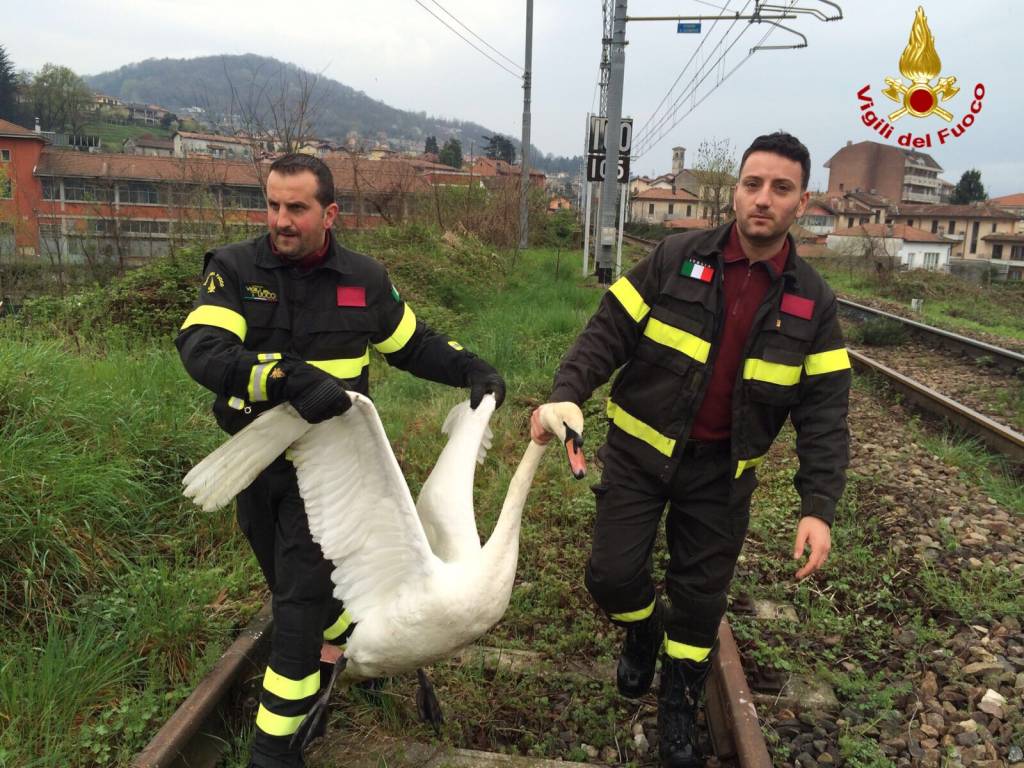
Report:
279,358,353,423
793,516,831,580
466,358,506,409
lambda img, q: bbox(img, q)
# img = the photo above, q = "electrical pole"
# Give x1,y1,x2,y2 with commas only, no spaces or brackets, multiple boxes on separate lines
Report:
596,0,627,285
518,0,534,250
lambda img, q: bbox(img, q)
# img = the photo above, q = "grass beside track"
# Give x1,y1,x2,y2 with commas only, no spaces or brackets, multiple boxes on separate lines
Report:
3,230,1023,767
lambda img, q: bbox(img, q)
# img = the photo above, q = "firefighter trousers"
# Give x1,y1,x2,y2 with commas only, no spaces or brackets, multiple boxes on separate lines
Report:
236,456,349,768
584,441,756,649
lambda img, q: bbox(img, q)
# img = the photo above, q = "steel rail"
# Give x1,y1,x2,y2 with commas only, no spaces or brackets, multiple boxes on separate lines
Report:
131,602,272,768
839,298,1024,374
133,608,771,766
850,348,1024,463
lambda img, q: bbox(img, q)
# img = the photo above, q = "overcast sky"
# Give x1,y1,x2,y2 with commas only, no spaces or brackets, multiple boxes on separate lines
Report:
6,0,1021,195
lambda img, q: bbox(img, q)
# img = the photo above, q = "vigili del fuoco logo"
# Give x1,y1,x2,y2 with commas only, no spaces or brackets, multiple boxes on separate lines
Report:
854,6,986,150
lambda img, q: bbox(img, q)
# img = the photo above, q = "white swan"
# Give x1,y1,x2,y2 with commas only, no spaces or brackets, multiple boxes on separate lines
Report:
182,394,585,734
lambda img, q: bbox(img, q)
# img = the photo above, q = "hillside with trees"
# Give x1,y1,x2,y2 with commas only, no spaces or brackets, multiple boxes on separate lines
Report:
84,54,579,173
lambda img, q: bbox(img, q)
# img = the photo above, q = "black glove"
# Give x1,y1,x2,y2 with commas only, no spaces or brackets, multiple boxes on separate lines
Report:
274,357,353,424
465,358,506,410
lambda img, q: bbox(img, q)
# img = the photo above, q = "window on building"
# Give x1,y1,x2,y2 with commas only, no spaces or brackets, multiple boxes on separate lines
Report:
847,217,854,228
668,203,674,215
0,149,10,161
1012,245,1024,261
64,181,113,203
948,220,955,234
970,221,979,254
992,244,1003,260
992,222,997,233
41,177,60,200
0,175,10,199
874,211,880,223
686,205,692,217
931,220,938,233
648,203,654,215
122,219,170,235
223,186,264,210
907,219,914,228
923,252,940,269
124,182,165,205
337,196,356,214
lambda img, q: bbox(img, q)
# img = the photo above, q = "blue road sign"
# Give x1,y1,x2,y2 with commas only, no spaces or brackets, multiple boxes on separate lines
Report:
677,22,701,33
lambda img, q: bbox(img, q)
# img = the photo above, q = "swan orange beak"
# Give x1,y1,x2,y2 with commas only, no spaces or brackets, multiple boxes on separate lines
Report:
563,423,586,480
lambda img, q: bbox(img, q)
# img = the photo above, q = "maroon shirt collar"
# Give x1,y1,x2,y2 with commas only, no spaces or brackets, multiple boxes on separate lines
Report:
270,230,332,270
722,223,789,277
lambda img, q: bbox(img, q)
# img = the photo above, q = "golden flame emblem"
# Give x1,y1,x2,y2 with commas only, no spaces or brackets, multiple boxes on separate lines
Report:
881,6,958,121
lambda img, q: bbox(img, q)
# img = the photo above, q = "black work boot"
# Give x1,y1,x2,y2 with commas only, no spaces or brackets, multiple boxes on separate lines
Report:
616,601,664,698
657,654,712,768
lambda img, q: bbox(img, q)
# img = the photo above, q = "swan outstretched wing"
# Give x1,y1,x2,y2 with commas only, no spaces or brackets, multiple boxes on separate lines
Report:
416,396,496,561
182,403,311,512
289,393,436,621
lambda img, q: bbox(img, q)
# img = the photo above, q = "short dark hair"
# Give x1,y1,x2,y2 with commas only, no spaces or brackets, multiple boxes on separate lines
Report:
268,153,335,207
740,132,811,190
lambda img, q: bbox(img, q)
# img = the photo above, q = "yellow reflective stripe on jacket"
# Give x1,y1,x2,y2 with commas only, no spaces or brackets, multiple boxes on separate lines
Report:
663,635,711,662
734,454,766,479
611,598,656,623
248,360,280,402
180,305,247,341
374,304,417,354
323,609,353,642
607,400,676,457
804,347,851,376
255,704,305,736
644,318,711,364
262,666,320,700
609,277,650,323
743,358,802,387
308,350,370,380
227,396,246,410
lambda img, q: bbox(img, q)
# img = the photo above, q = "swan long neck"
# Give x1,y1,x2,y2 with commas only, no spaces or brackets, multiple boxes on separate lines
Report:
481,441,548,561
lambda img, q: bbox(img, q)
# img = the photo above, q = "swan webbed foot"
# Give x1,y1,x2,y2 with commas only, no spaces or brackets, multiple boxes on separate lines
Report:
415,667,444,736
290,656,347,752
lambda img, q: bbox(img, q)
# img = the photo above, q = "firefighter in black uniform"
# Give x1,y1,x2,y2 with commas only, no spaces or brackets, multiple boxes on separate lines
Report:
532,133,851,767
176,154,505,768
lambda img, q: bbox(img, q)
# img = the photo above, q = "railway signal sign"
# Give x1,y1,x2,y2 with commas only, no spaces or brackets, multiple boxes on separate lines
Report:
586,115,633,183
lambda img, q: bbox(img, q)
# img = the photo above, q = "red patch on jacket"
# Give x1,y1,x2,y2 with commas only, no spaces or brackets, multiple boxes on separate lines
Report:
337,285,367,307
780,293,814,320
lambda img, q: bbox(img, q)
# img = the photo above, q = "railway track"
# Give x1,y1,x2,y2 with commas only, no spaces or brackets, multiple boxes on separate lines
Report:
132,610,771,768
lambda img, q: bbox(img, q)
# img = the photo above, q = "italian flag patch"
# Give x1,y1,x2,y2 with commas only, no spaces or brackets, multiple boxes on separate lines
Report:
681,260,714,282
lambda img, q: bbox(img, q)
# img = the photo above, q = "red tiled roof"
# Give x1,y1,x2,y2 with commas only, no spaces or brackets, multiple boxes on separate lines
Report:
990,193,1024,207
0,118,45,140
664,217,712,229
632,188,698,202
829,223,951,243
982,232,1024,243
892,203,1016,219
33,149,430,194
175,130,254,145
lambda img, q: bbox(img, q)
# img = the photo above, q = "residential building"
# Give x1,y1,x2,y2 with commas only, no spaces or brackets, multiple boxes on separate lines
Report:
826,223,953,271
0,122,430,264
123,136,175,157
173,130,255,160
887,203,1017,261
982,232,1024,279
629,187,699,224
464,156,545,188
990,193,1024,231
825,139,948,204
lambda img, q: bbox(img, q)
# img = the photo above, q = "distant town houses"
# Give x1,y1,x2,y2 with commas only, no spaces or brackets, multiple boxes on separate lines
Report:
628,145,733,229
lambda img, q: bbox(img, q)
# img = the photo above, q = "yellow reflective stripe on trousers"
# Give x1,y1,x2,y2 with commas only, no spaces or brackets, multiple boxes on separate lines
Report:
643,318,711,363
609,277,650,323
374,304,417,354
743,358,802,386
734,454,766,479
262,666,320,700
323,609,353,642
610,598,656,622
606,400,676,457
663,635,711,662
180,305,247,341
308,349,370,380
248,360,279,402
255,704,305,736
804,347,851,376
227,396,246,410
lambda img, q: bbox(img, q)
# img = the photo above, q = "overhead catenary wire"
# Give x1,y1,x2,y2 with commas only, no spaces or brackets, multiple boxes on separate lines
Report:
427,0,523,71
632,0,801,159
631,1,746,150
413,0,523,79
